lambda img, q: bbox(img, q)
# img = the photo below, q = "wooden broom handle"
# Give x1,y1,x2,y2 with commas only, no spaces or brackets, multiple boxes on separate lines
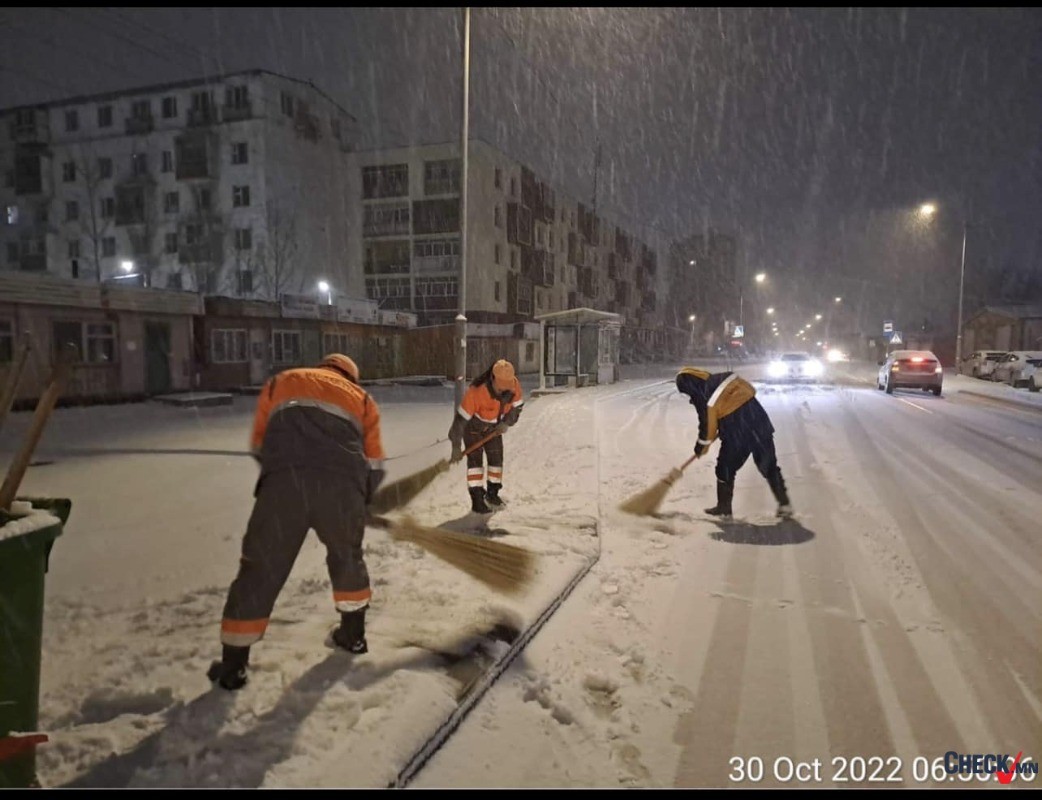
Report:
461,427,504,458
679,453,700,472
0,343,76,511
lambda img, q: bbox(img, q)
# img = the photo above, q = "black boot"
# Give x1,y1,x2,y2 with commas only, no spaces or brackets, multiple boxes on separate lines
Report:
768,470,792,518
207,644,250,691
704,480,734,519
485,482,505,508
332,607,368,654
469,486,492,514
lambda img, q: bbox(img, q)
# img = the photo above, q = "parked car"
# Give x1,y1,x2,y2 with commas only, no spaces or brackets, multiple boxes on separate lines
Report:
877,349,943,396
767,351,824,381
1020,358,1042,392
961,350,1007,378
990,351,1042,386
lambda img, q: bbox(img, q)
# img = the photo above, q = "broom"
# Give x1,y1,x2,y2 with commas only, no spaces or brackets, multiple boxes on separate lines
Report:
367,514,536,596
618,453,701,517
368,428,503,515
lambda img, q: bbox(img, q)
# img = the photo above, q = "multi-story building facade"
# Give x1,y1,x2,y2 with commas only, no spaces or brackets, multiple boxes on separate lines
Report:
0,69,357,299
347,139,666,330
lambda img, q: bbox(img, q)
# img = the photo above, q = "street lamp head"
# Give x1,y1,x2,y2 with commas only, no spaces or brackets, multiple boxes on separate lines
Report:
120,260,134,273
689,260,696,266
755,272,767,284
918,202,937,219
815,313,822,320
766,307,775,315
834,296,842,303
317,280,330,293
688,314,696,322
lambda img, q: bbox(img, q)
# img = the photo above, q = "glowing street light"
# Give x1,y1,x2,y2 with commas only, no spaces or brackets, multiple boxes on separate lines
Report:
834,296,842,303
120,260,134,273
689,260,696,266
317,279,332,305
766,307,775,315
688,314,696,322
755,272,767,284
815,313,822,321
918,202,937,219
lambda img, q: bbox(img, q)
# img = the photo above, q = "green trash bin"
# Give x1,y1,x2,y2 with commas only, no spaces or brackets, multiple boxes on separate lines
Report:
0,497,71,789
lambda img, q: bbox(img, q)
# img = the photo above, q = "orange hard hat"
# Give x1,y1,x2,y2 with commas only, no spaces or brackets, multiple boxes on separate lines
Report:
492,359,515,392
320,353,360,383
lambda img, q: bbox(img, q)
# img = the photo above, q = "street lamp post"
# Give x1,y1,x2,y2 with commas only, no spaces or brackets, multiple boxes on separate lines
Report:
454,6,471,413
955,221,968,366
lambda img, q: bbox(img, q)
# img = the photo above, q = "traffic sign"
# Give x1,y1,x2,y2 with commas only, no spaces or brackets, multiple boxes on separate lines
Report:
890,331,903,345
883,320,894,334
733,325,745,338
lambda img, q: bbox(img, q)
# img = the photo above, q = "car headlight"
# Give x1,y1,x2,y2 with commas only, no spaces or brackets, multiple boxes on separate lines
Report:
768,361,787,377
804,359,824,376
826,348,846,362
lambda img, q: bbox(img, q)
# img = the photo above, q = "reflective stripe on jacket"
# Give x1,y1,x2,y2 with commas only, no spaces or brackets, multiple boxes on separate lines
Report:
250,367,385,474
458,377,524,424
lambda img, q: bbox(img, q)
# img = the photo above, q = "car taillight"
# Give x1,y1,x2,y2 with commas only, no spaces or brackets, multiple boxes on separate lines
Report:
891,365,900,371
911,357,924,363
934,366,943,374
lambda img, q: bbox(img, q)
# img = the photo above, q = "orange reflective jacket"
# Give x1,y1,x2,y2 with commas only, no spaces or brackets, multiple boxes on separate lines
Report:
251,367,385,472
458,377,523,424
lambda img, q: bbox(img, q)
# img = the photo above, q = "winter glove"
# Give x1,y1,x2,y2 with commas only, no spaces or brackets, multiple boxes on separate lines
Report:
502,406,522,427
365,468,386,506
694,441,710,458
493,422,510,437
448,415,465,463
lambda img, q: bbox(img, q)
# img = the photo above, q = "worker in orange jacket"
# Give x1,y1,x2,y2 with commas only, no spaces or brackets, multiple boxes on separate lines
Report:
207,354,385,690
448,359,524,514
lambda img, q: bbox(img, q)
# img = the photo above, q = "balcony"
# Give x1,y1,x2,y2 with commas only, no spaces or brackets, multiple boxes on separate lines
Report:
18,253,47,272
414,254,460,274
608,253,619,280
506,203,533,246
222,102,252,122
10,122,45,144
125,116,155,135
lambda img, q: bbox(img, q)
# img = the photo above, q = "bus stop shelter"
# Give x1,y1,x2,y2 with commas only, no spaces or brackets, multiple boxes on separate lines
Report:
535,307,622,390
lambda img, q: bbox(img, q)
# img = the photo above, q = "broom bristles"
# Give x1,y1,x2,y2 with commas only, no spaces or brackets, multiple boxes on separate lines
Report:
368,459,449,515
618,468,682,516
387,515,536,596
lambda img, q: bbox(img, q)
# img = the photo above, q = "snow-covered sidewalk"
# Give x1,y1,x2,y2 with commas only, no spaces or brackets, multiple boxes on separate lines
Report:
944,373,1042,410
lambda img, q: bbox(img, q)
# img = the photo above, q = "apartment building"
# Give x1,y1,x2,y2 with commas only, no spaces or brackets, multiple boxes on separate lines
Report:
0,69,357,299
347,139,666,330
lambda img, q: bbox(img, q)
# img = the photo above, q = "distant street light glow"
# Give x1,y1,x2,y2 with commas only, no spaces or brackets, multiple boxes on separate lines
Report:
755,272,767,283
919,202,937,218
835,296,842,303
766,307,775,314
120,260,134,273
815,313,822,320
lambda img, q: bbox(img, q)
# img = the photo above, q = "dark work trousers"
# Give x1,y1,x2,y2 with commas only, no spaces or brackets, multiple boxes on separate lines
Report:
715,425,786,496
220,467,370,648
464,420,504,488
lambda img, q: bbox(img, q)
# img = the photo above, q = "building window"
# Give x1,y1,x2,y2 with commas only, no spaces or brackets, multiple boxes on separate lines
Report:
232,185,250,207
65,109,79,132
0,320,12,363
71,258,79,279
494,168,501,189
234,228,252,250
526,342,536,362
62,162,76,183
362,164,409,199
99,157,113,179
3,170,12,189
510,177,516,197
97,105,113,128
226,85,249,108
494,244,500,265
5,242,18,264
161,151,173,173
272,330,302,364
495,281,501,303
164,232,178,254
423,159,460,195
65,200,79,222
362,203,410,237
197,188,212,212
5,205,18,225
280,92,294,117
53,321,116,364
494,205,502,228
68,240,80,259
131,100,151,120
100,197,115,219
211,329,248,364
184,223,203,246
231,142,248,165
239,270,253,294
162,96,178,119
163,191,179,214
102,236,116,257
131,153,148,177
549,229,554,250
510,249,517,270
167,271,183,290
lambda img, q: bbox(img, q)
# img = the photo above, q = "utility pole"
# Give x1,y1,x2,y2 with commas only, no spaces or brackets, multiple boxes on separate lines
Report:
454,7,471,413
955,221,968,366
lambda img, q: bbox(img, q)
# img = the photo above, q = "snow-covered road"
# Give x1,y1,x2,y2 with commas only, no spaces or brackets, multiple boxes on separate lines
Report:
4,363,1040,787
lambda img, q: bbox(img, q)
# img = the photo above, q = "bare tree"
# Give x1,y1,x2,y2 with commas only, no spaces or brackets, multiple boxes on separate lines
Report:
70,145,112,283
124,166,161,288
180,184,225,295
255,203,300,300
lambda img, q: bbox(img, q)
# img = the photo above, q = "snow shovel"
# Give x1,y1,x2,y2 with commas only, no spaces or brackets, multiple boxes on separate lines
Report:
366,514,536,596
618,453,701,517
368,427,504,515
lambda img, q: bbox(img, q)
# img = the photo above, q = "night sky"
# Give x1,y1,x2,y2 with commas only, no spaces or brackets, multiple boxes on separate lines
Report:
2,7,1040,335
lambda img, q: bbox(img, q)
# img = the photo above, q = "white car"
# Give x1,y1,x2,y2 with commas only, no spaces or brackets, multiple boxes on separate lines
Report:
877,350,943,396
1021,358,1042,392
961,350,1007,378
990,351,1042,386
768,351,824,381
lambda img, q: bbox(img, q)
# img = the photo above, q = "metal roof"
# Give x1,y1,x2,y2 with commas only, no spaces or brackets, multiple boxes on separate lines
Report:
534,307,622,325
